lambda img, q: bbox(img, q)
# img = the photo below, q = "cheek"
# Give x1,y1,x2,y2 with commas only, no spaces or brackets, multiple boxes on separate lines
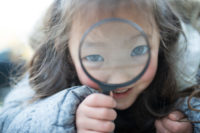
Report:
76,65,99,90
140,57,158,84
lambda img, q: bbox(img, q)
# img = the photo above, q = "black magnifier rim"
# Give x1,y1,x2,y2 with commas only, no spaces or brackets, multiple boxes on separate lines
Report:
79,18,151,91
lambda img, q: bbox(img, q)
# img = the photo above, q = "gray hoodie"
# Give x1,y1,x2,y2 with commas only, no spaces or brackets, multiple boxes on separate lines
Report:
0,79,97,133
0,77,200,133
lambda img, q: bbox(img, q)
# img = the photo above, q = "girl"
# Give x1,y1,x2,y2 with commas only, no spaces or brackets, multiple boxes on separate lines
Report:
0,0,199,133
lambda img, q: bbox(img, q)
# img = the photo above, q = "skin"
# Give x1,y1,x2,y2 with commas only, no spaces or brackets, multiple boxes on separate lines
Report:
70,2,159,110
155,111,193,133
69,3,193,133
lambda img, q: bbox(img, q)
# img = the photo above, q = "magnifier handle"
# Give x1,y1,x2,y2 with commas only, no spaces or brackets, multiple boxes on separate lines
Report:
102,90,110,95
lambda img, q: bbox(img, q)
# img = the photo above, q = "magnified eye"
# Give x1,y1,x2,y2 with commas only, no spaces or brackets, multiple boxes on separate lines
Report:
131,45,149,56
83,54,104,62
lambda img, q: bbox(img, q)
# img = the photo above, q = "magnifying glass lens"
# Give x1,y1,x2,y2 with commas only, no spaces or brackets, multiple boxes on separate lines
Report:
80,19,150,86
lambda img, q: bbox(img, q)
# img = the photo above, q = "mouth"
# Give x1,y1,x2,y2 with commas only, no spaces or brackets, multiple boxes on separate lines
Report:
112,87,133,99
113,88,131,94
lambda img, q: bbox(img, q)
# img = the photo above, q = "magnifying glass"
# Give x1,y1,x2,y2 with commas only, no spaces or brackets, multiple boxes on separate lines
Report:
79,18,151,95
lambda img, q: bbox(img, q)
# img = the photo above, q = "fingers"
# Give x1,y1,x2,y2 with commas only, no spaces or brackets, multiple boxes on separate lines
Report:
168,111,185,121
167,111,192,133
76,93,117,133
83,106,117,121
162,117,192,133
155,120,170,133
155,113,193,133
78,117,115,132
83,93,117,108
79,93,117,121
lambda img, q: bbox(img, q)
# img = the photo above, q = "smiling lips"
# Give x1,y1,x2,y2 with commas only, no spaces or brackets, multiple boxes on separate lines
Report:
113,87,132,94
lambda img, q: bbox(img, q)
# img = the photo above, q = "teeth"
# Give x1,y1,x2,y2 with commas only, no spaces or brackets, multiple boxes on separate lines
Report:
113,88,130,94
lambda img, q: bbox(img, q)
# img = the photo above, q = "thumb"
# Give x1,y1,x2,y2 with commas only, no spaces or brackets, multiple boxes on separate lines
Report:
168,111,185,121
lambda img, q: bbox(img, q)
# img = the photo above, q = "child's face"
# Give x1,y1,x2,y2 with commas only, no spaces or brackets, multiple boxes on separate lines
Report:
69,4,160,110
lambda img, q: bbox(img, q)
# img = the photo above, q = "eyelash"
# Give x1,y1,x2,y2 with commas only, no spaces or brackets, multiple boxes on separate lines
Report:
82,45,150,63
83,54,104,62
131,45,149,56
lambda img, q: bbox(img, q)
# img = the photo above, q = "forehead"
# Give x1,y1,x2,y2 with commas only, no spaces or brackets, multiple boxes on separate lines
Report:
71,1,155,35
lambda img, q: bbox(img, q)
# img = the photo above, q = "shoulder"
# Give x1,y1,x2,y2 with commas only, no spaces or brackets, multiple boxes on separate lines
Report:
3,74,34,105
0,85,98,133
178,97,200,133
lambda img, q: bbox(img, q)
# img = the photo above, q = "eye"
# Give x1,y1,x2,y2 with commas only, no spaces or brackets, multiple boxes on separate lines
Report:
131,45,149,56
83,54,104,62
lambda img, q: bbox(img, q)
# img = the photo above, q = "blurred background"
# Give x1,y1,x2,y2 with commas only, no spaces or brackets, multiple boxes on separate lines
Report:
0,0,53,107
0,0,199,109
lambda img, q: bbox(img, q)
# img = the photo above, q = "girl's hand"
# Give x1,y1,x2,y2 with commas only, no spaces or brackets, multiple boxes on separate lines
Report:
76,93,117,133
155,111,193,133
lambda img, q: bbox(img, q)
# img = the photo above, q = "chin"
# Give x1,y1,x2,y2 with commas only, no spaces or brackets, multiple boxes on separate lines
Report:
116,102,132,110
115,95,137,110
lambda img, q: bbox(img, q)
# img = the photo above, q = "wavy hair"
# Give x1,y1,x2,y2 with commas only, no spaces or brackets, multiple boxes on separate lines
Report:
28,0,196,132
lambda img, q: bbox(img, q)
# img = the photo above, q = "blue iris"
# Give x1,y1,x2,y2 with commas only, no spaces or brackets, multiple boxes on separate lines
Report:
131,45,149,56
84,54,104,62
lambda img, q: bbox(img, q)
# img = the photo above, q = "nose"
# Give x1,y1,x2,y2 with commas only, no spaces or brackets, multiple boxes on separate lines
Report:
106,70,133,84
